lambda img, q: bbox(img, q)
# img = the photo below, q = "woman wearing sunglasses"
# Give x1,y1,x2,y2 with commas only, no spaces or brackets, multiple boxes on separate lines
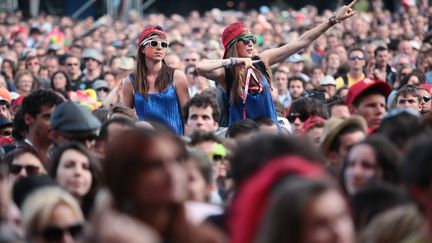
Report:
122,26,189,135
197,1,357,126
21,187,85,243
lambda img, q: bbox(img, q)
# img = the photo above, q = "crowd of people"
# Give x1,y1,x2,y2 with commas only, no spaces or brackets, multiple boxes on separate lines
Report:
0,0,431,242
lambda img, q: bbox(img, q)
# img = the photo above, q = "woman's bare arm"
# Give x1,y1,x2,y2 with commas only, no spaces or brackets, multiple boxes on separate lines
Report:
122,76,134,108
259,0,357,67
173,70,190,108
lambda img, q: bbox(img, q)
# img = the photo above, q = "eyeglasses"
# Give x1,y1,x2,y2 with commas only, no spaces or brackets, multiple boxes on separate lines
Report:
349,55,365,61
423,96,432,102
96,88,109,92
9,164,40,175
238,36,257,45
67,63,79,66
40,223,83,242
146,41,169,48
287,113,308,123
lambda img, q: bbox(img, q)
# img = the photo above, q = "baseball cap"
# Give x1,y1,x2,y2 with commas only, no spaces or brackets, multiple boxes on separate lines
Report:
287,53,303,63
222,22,249,58
116,57,135,71
0,88,12,103
82,49,103,63
51,101,101,132
319,75,336,86
92,80,109,91
345,78,391,106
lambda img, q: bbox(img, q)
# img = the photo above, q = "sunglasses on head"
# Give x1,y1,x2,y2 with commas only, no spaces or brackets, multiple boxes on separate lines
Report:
349,55,365,61
423,96,432,102
287,113,308,123
146,40,169,48
41,223,83,242
9,164,40,175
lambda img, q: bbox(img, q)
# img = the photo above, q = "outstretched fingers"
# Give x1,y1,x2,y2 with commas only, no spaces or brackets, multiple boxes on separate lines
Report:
347,0,357,8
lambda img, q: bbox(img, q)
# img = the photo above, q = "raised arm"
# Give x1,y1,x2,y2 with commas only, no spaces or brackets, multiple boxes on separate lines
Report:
195,59,227,86
259,0,357,67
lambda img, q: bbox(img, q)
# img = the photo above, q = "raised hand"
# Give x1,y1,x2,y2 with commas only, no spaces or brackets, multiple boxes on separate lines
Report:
335,0,357,22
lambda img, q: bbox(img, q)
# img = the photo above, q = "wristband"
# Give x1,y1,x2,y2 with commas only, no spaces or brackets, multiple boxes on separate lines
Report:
328,15,340,26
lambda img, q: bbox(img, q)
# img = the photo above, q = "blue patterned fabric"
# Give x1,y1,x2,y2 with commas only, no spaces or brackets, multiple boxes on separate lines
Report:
131,76,184,135
228,73,278,125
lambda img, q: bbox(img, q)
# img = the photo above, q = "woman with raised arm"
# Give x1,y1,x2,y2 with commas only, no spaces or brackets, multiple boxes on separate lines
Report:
196,1,357,126
122,26,189,135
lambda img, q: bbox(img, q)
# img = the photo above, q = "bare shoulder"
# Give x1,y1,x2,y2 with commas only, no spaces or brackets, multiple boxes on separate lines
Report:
173,69,188,85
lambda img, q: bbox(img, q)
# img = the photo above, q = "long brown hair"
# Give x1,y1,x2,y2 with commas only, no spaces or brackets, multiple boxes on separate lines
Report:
225,41,273,104
133,34,175,96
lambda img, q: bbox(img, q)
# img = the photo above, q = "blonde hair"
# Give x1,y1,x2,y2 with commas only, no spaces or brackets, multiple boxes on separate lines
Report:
21,187,84,238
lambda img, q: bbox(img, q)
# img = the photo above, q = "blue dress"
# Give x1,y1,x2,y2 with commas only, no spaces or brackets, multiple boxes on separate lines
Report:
228,73,278,125
131,76,184,135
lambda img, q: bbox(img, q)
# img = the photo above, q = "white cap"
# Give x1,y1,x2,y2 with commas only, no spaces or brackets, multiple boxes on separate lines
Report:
319,75,336,86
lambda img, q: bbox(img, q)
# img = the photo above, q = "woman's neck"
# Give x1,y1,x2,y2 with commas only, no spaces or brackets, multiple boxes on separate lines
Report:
146,59,163,76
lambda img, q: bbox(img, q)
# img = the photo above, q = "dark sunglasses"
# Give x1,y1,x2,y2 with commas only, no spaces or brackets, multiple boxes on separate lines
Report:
147,41,169,48
238,36,257,45
423,96,432,102
9,164,40,175
212,154,225,162
41,224,83,242
287,113,308,123
349,55,365,61
96,88,109,92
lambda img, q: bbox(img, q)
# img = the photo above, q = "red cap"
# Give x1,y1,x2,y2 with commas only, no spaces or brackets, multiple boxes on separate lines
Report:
11,95,24,112
221,22,249,58
419,83,432,94
345,78,391,106
137,26,166,47
0,88,12,103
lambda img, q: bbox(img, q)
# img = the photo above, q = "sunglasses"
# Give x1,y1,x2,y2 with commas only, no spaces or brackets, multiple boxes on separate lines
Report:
211,154,225,162
287,113,308,123
238,36,257,45
67,63,79,66
146,41,169,48
84,58,98,62
423,96,432,102
41,224,83,242
349,55,365,61
96,88,109,92
9,164,40,175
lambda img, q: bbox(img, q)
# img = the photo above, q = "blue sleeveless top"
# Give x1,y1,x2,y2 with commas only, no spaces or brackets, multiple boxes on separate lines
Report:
131,76,184,135
228,73,278,125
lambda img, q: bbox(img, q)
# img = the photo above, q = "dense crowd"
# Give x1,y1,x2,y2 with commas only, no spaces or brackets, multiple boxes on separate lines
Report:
0,0,431,242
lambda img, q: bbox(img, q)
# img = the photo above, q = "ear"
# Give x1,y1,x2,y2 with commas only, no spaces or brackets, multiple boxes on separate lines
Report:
24,113,33,127
348,104,356,115
327,151,341,167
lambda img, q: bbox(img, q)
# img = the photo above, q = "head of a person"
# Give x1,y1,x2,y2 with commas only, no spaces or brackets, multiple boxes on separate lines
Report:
399,69,426,87
326,51,341,69
15,70,36,95
374,46,389,67
50,70,71,92
319,75,337,98
341,135,401,195
98,117,136,144
183,93,220,135
64,55,81,76
50,101,102,150
273,69,289,93
92,79,110,102
395,85,421,112
25,56,40,74
21,187,84,243
222,22,256,59
108,105,138,123
327,96,350,119
21,89,64,141
346,79,391,130
82,48,103,71
288,97,329,134
104,128,188,212
255,177,354,243
255,116,279,134
4,147,46,186
288,76,305,100
320,116,367,170
226,119,259,142
49,142,101,215
0,88,13,120
183,50,201,66
348,48,366,71
403,136,432,221
185,148,214,202
417,85,432,114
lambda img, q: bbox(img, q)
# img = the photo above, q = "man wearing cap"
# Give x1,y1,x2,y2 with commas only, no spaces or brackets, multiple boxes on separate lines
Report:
92,80,110,102
50,101,102,153
320,75,337,99
81,48,104,90
346,78,391,132
20,90,63,160
320,116,367,174
288,53,310,82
